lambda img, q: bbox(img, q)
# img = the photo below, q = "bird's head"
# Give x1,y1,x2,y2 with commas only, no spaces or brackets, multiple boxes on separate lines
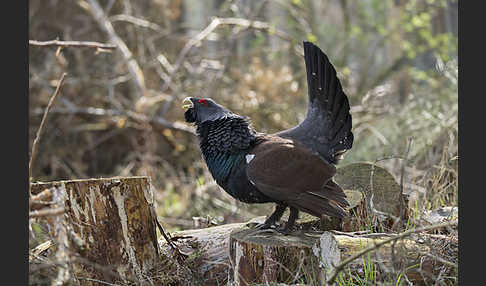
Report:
182,97,233,124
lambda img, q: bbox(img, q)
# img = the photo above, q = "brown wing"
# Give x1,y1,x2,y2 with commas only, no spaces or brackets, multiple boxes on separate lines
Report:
246,139,349,218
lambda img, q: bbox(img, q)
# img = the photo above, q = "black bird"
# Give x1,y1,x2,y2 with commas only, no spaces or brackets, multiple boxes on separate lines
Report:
183,41,353,233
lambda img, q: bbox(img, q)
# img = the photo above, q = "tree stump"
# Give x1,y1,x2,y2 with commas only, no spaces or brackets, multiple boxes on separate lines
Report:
228,228,340,286
30,176,160,285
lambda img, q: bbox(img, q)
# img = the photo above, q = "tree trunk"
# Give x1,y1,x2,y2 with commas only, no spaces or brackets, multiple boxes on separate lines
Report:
30,176,160,286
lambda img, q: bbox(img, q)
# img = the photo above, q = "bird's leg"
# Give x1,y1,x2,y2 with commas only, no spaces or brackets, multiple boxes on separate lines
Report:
255,204,287,230
278,207,299,234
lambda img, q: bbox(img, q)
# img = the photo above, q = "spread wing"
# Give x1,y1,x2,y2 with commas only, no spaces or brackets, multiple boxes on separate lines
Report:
277,41,353,164
246,139,349,218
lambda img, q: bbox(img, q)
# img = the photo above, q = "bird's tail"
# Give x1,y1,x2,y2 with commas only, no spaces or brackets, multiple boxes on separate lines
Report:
278,42,354,164
303,41,354,163
292,180,349,218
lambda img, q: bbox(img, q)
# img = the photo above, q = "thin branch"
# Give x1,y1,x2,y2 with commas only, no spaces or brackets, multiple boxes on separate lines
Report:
76,277,122,286
157,16,292,115
84,0,147,97
29,207,66,218
29,39,116,51
326,221,457,285
29,240,54,261
71,256,131,283
357,55,410,97
30,188,54,211
151,207,189,260
368,155,405,224
161,17,291,93
396,137,413,230
108,14,163,31
422,252,457,268
29,73,67,200
29,106,195,135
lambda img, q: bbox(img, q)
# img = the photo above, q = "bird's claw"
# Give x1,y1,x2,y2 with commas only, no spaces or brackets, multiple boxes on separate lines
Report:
276,227,292,235
251,222,295,235
254,222,275,230
248,221,281,233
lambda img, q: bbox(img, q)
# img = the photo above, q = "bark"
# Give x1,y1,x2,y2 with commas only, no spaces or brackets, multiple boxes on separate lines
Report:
228,228,338,286
30,176,160,285
159,217,454,285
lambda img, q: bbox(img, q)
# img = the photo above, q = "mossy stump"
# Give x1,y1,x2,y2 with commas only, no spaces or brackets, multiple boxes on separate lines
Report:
30,176,160,286
228,228,340,286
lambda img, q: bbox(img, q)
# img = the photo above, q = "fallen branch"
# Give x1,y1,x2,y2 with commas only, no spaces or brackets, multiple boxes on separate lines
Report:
29,39,116,51
326,221,457,285
158,216,455,285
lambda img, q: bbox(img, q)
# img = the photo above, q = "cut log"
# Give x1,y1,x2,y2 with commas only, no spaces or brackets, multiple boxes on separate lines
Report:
160,219,454,285
30,176,160,285
334,162,410,231
334,162,408,218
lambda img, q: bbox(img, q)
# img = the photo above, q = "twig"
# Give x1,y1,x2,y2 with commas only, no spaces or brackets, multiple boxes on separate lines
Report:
29,73,67,200
72,256,131,284
30,188,53,202
396,137,413,230
29,39,116,50
30,188,54,211
29,207,66,218
356,54,409,98
326,221,457,285
158,16,291,115
108,14,163,31
76,277,122,286
151,207,188,259
29,240,54,261
84,0,147,97
422,252,457,268
161,17,291,93
400,138,413,199
29,106,195,135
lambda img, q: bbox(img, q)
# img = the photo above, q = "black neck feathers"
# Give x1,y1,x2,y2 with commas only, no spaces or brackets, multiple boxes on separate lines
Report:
196,115,258,154
195,115,260,184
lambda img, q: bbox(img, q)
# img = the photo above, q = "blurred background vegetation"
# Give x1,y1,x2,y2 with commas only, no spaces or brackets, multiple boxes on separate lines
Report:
29,0,457,232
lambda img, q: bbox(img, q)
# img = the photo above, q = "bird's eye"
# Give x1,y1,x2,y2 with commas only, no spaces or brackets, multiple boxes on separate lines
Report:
197,99,208,106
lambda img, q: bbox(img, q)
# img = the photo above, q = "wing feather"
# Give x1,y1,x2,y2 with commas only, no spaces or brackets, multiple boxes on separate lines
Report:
246,139,349,218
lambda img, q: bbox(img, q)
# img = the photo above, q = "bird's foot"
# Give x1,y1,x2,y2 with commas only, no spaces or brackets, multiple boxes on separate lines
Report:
253,222,277,230
246,222,278,235
276,226,295,235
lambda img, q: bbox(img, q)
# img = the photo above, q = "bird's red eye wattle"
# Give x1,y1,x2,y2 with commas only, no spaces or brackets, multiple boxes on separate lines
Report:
197,99,208,106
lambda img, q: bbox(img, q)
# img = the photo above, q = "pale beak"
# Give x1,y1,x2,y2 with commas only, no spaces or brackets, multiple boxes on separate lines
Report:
182,97,194,110
335,150,347,161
